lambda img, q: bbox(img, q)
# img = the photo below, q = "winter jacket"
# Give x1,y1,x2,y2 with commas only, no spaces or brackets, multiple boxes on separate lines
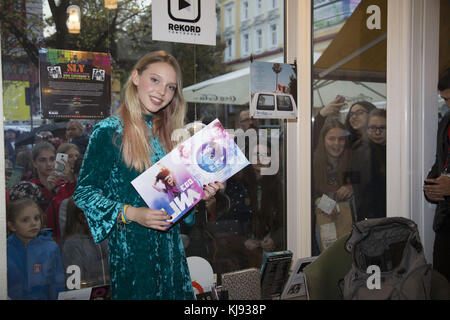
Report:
426,111,450,233
7,230,65,300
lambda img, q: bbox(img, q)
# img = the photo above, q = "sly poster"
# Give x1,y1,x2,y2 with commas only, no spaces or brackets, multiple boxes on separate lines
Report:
39,48,111,119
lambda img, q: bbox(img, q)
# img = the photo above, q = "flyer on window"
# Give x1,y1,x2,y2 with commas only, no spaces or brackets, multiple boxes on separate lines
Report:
39,48,111,119
131,119,250,226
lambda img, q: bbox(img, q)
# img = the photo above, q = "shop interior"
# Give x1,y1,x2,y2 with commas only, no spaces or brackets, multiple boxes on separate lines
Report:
0,0,449,300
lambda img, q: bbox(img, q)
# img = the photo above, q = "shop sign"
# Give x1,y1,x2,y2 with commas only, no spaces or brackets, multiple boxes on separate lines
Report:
152,0,217,46
198,94,237,103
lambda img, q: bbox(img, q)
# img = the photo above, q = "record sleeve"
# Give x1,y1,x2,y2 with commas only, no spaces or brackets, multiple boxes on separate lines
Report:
131,119,249,227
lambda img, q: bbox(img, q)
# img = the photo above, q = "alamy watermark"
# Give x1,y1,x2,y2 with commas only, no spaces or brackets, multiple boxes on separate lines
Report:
171,127,280,176
366,265,381,290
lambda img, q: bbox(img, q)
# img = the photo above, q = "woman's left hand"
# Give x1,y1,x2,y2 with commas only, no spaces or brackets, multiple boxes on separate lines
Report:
202,181,225,201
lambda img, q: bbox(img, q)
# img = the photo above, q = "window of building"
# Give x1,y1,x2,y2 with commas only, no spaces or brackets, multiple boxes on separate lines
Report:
225,3,234,28
255,27,264,53
270,0,278,10
241,0,249,21
225,35,235,61
1,0,287,299
311,0,387,255
241,32,250,57
270,23,278,49
256,0,263,16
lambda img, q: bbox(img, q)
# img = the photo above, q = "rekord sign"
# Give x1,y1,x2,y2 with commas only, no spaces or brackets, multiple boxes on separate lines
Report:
152,0,216,46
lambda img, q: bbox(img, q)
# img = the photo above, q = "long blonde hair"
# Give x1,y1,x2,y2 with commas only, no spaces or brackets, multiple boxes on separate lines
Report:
117,51,186,172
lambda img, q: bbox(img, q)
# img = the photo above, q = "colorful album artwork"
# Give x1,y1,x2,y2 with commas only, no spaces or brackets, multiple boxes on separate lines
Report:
131,119,249,226
39,48,111,119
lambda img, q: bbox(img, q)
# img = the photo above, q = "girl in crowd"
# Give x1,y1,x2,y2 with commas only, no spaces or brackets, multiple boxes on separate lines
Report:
73,51,223,300
56,143,81,171
30,142,76,243
351,109,386,221
7,198,65,300
313,98,376,150
15,150,34,181
312,119,353,253
344,101,377,147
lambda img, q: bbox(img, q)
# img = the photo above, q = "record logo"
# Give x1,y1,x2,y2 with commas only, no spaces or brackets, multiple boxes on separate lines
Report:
168,0,201,23
196,142,226,173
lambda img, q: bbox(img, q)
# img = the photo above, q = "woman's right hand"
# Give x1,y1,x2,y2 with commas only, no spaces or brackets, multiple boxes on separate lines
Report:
46,171,59,191
125,206,173,231
319,95,347,117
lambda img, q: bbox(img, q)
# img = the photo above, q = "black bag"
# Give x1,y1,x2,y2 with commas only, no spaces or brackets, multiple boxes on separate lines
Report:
341,217,432,300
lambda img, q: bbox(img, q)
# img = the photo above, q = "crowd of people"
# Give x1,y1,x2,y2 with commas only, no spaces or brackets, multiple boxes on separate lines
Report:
2,95,387,298
2,51,225,300
4,50,446,299
4,119,110,299
312,96,387,254
3,107,284,300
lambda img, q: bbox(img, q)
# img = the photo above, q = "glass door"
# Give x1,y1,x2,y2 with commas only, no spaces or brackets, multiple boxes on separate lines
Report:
311,0,387,254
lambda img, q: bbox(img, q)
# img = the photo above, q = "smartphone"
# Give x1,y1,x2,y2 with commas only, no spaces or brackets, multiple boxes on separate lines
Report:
55,153,69,172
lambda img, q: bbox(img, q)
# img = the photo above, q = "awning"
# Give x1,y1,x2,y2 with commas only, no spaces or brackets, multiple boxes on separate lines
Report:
183,67,250,105
313,79,386,109
183,57,283,105
314,0,449,81
314,0,387,82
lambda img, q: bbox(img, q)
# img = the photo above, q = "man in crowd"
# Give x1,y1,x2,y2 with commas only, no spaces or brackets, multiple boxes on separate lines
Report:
423,68,450,282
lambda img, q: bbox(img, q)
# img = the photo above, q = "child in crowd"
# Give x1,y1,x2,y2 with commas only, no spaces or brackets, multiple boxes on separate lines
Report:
30,142,76,243
6,198,65,300
312,119,353,254
351,109,386,221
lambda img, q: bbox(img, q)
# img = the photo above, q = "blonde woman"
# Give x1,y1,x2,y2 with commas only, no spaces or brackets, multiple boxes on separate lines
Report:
74,51,223,299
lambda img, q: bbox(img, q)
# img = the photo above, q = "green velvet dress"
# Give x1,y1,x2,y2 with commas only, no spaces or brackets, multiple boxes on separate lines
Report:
73,114,195,300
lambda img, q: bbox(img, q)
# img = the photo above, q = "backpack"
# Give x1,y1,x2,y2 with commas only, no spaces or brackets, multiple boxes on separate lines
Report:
341,217,432,300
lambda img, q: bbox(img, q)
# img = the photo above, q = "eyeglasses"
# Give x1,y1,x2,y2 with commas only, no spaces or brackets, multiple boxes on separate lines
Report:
367,126,386,133
36,133,53,140
349,110,368,118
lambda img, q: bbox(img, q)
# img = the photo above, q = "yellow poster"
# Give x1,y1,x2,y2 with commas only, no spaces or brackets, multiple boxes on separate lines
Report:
2,80,30,121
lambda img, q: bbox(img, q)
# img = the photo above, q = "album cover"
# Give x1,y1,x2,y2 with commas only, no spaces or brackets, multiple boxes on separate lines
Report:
131,119,250,227
281,256,317,300
260,250,293,299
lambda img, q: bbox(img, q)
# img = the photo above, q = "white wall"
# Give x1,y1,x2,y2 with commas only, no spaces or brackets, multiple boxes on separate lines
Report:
286,0,312,260
387,0,440,263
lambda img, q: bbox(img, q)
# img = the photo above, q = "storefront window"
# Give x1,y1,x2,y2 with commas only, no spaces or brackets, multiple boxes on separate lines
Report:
1,0,286,298
311,0,387,255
